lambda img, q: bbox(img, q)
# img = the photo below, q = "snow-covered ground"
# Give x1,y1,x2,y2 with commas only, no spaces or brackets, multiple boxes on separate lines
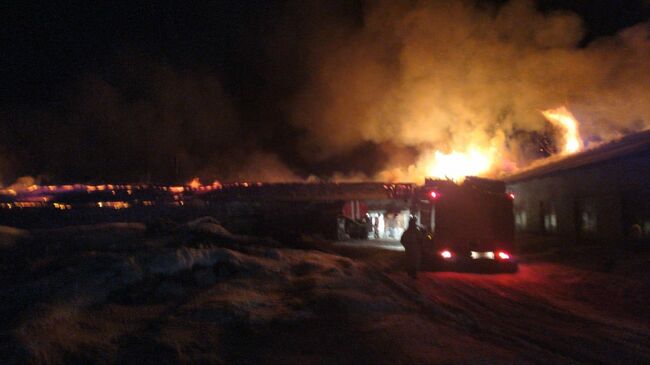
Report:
1,221,649,364
386,264,650,364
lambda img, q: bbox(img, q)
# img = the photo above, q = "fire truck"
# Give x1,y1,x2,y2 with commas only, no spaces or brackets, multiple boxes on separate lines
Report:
413,177,518,272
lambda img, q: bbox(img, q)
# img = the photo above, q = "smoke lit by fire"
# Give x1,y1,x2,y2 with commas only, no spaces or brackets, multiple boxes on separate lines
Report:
410,105,585,181
288,0,650,182
374,103,591,182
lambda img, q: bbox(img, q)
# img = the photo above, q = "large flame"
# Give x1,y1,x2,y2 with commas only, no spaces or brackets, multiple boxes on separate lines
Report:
541,106,582,154
377,145,497,183
422,148,494,181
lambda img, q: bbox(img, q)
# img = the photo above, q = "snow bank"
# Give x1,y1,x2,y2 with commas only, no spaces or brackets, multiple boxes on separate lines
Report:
140,247,242,275
5,225,361,312
180,216,281,248
4,223,401,364
183,216,233,237
0,225,31,248
6,253,144,308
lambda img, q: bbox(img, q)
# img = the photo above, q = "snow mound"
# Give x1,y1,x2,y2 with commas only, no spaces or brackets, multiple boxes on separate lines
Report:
4,225,396,365
140,247,242,275
9,253,143,307
0,225,31,248
180,216,281,248
184,216,233,237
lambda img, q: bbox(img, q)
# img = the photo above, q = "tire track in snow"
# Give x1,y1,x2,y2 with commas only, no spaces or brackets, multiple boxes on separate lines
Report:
379,265,650,364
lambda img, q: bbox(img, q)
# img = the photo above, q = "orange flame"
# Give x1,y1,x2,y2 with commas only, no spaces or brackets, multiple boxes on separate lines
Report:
422,147,494,181
541,106,582,154
169,186,184,193
188,177,201,189
379,145,498,183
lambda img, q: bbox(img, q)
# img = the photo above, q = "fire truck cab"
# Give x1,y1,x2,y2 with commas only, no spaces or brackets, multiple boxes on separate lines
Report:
413,177,518,272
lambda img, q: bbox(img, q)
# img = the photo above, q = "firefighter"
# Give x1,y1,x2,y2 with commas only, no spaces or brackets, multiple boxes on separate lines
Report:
400,216,424,278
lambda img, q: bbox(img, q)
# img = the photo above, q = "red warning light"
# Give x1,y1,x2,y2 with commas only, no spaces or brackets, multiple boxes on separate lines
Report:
429,191,439,199
497,251,510,260
440,250,453,259
507,192,515,200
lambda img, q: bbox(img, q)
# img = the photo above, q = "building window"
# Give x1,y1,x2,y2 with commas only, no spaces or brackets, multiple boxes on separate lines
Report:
581,211,597,233
515,210,527,231
579,199,597,234
541,202,558,233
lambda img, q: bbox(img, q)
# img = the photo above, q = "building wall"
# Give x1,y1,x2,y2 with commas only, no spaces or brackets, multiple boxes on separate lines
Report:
507,150,650,247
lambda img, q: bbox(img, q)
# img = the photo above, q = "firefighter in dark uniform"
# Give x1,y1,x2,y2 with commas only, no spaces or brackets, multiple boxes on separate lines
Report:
400,216,424,278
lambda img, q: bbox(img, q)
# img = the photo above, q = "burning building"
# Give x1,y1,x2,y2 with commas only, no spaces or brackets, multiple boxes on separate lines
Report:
505,130,650,248
0,180,416,240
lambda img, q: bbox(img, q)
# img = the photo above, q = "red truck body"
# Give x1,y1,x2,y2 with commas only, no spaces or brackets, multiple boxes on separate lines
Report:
413,177,517,271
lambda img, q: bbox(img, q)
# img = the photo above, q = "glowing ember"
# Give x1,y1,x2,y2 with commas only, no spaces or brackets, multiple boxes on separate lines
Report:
188,177,201,189
169,186,185,193
97,201,130,209
541,106,582,154
53,202,72,210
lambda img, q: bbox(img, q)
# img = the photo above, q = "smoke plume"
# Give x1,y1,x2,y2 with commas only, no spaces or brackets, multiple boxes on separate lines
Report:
287,0,650,181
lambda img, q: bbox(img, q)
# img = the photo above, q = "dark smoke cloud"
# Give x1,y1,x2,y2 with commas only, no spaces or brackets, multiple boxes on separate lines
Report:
0,54,297,184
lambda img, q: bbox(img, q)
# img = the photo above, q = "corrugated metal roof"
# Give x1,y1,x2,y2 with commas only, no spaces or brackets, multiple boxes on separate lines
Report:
504,129,650,183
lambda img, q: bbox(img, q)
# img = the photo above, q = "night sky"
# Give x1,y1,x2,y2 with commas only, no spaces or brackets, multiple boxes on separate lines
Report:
1,1,649,184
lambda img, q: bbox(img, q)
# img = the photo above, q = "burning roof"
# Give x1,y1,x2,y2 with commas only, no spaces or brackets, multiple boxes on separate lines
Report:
504,129,650,183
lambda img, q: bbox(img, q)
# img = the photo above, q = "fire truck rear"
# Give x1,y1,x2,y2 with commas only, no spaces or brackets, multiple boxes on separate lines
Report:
413,176,518,272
